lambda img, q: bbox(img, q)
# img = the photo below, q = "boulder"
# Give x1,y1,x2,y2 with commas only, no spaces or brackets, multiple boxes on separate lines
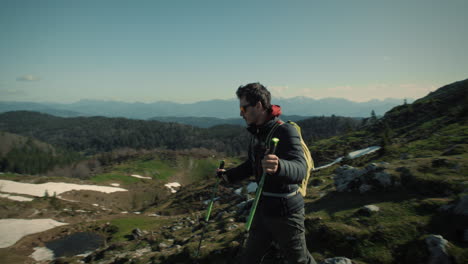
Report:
373,171,392,187
365,163,379,172
132,228,143,240
358,205,380,216
320,257,353,264
158,242,170,250
236,198,254,211
334,164,398,192
425,235,452,264
333,165,365,192
453,194,468,216
359,184,373,193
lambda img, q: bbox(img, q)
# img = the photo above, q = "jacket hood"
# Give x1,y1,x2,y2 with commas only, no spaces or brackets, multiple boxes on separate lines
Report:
269,105,282,118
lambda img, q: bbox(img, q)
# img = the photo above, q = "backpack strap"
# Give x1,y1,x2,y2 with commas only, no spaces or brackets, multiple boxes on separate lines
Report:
265,120,284,150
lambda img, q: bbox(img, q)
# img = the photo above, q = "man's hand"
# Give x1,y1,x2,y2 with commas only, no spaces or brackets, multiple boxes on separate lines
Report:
216,168,226,176
216,168,228,182
262,154,279,174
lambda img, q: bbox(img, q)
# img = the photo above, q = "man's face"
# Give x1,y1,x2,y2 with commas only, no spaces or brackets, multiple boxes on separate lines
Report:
239,97,258,126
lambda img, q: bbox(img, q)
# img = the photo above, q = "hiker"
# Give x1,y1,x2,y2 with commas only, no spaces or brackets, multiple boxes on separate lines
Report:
218,83,317,264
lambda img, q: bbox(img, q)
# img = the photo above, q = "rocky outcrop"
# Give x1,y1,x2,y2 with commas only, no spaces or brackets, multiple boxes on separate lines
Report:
358,205,380,216
320,257,353,264
333,163,400,193
425,235,452,264
453,194,468,216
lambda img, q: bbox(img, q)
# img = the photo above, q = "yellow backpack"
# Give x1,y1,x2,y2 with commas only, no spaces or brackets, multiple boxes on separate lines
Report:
266,120,315,196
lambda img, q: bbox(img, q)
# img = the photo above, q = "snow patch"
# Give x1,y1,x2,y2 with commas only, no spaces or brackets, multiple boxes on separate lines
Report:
30,247,55,262
131,174,152,179
314,146,381,171
0,180,127,199
110,183,120,187
165,182,181,193
0,193,34,202
0,219,67,248
348,146,381,159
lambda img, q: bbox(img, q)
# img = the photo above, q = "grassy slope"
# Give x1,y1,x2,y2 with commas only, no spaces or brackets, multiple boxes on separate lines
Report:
301,115,468,263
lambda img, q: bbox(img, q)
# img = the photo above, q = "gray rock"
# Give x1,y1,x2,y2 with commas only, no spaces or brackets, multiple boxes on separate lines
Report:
454,194,468,216
333,165,365,192
227,224,239,231
359,205,380,216
171,225,182,231
359,184,373,193
334,163,399,193
365,163,379,172
158,242,170,250
236,198,254,210
378,162,390,167
364,205,380,212
320,257,353,264
426,235,452,264
132,228,143,240
373,171,392,187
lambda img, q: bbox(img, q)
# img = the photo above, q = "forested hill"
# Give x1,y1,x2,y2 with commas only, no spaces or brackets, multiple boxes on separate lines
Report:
0,131,81,174
0,111,362,157
0,112,248,156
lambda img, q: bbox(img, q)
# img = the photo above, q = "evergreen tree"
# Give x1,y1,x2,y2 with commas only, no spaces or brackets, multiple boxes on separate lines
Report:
370,110,378,124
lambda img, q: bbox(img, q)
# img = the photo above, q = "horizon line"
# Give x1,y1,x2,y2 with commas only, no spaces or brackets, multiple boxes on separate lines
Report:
0,96,414,105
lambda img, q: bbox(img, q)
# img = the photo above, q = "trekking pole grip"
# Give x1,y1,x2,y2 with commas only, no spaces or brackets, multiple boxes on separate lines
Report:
270,137,280,155
216,160,225,177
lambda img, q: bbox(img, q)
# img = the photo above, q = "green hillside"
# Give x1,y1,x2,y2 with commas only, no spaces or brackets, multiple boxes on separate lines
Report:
0,79,467,264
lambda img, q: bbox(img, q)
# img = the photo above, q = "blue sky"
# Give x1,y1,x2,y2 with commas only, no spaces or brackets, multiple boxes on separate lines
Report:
1,0,467,103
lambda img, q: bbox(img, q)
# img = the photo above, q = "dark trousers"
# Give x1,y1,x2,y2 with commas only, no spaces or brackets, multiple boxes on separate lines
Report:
240,208,317,264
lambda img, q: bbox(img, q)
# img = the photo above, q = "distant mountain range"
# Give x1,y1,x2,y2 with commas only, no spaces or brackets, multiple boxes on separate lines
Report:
0,97,408,121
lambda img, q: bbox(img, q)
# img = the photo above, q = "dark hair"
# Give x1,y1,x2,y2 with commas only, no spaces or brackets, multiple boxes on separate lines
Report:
236,82,272,111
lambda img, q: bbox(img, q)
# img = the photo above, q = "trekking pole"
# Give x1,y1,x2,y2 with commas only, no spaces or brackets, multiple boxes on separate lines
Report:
195,160,225,259
241,138,280,246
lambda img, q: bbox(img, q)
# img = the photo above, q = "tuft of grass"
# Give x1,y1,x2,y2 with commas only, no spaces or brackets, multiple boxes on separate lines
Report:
185,157,220,181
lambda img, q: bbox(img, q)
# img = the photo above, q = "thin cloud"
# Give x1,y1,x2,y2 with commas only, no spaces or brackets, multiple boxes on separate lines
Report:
327,85,353,92
269,85,289,97
16,75,41,82
0,89,25,96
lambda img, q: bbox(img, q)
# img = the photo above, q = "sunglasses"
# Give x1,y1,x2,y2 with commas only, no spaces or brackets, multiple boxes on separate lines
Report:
240,104,253,114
